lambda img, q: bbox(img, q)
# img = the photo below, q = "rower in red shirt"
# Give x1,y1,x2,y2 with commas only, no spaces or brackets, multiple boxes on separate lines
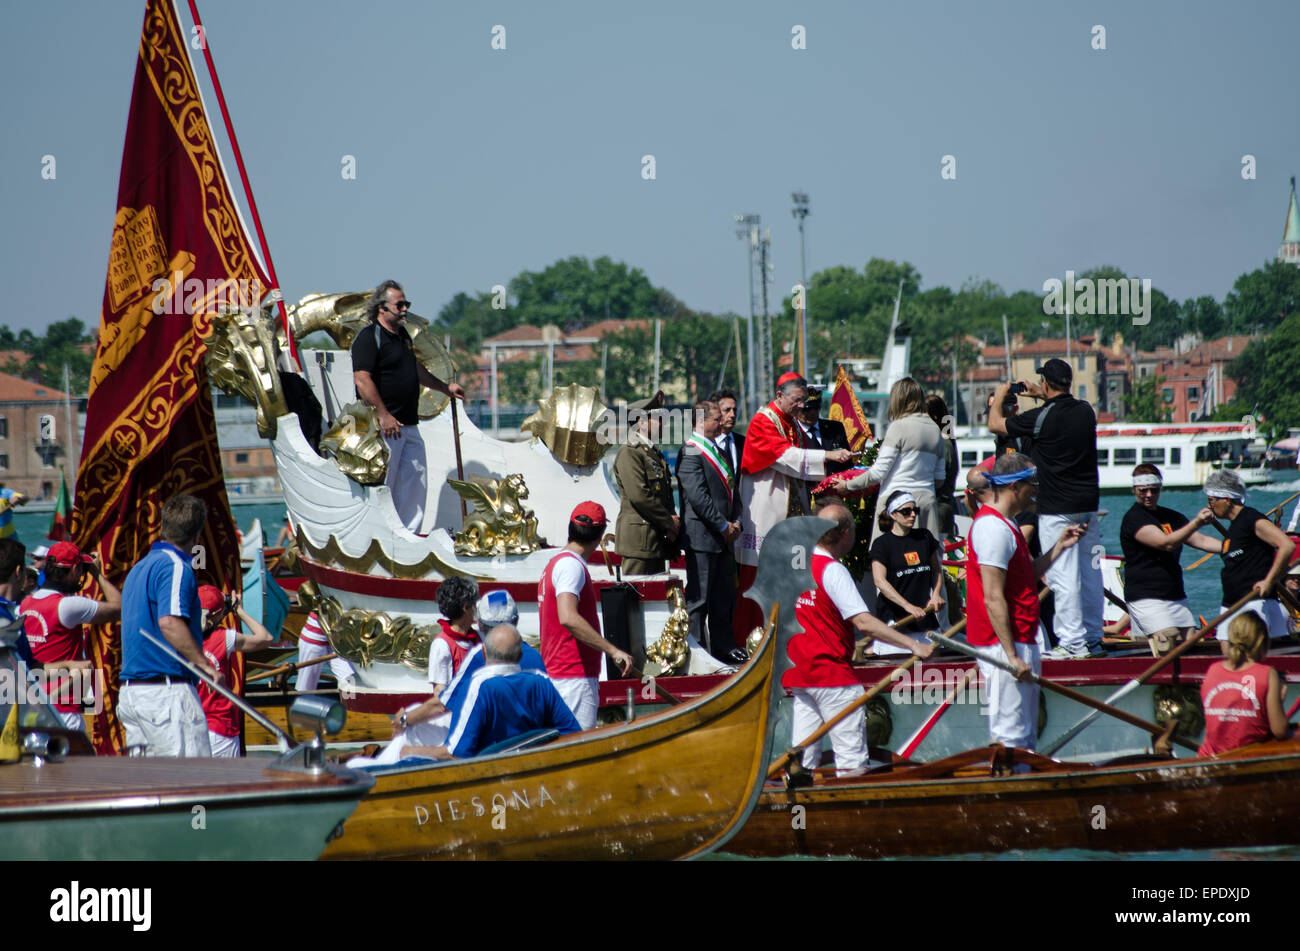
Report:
966,453,1083,752
784,501,932,778
197,586,275,757
1198,611,1289,756
21,541,121,733
539,502,633,730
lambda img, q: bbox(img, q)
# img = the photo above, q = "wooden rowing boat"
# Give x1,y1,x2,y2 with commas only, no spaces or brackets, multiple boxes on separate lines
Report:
318,516,826,861
726,737,1300,858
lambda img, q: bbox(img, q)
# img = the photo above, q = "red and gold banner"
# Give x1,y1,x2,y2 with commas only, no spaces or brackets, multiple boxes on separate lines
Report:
828,365,872,451
71,0,265,752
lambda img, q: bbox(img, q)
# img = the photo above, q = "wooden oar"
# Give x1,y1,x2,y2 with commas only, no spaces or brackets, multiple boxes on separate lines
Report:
246,652,338,684
627,665,682,705
1286,693,1300,721
766,614,970,780
450,397,468,522
927,628,1199,751
898,666,977,758
1040,590,1258,755
1102,587,1148,638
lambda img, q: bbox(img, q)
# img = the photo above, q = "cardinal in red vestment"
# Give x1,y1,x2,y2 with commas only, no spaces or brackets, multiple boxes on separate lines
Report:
734,374,853,641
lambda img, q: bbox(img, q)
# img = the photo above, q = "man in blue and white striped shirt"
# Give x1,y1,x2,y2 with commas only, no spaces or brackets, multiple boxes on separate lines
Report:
118,494,216,757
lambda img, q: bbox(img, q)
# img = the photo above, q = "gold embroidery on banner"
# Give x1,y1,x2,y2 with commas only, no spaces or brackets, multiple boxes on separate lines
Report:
106,205,167,311
138,3,262,291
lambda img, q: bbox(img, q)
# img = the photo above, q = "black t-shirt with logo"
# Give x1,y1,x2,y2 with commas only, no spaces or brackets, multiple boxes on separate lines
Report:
1003,395,1099,516
1221,506,1276,604
1120,503,1189,602
869,528,940,631
350,321,421,425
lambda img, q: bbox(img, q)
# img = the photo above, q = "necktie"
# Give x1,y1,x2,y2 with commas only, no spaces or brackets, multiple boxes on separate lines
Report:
805,426,821,450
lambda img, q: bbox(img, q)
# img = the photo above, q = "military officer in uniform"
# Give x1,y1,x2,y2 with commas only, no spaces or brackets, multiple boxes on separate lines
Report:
614,391,680,575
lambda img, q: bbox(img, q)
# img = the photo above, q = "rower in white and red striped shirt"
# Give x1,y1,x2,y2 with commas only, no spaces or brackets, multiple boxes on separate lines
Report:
294,611,355,691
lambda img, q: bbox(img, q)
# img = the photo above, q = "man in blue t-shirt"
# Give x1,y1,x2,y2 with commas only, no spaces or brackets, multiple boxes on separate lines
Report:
118,494,216,757
402,624,579,761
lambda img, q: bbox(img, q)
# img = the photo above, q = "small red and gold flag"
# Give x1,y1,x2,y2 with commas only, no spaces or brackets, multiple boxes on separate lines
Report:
827,365,873,451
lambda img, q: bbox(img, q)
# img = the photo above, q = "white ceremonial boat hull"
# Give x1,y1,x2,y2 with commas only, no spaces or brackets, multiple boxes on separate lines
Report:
270,354,728,695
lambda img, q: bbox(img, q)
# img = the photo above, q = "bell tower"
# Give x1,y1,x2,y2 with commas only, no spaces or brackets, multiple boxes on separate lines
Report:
1280,176,1300,267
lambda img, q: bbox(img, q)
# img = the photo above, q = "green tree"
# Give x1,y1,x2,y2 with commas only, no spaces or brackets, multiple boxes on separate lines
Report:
1225,310,1300,430
509,256,670,331
1222,260,1300,335
0,317,94,394
1124,374,1171,422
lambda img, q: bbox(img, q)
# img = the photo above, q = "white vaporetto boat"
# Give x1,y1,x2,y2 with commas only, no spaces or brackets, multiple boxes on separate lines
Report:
953,421,1269,491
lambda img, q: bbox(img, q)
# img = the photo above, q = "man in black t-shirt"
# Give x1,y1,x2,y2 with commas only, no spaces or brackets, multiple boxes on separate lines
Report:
988,357,1103,659
1118,464,1219,641
351,280,465,532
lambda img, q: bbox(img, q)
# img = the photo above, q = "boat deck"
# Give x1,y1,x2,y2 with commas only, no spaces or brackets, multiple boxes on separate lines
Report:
0,757,365,814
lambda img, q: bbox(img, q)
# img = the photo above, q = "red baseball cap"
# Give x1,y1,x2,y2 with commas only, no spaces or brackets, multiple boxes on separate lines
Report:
198,585,227,612
570,501,607,527
47,541,93,569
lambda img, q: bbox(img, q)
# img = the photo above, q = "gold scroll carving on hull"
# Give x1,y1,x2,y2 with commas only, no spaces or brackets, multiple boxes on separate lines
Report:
448,473,544,556
296,579,434,673
287,291,456,420
521,384,610,467
645,586,689,676
204,305,289,439
318,402,388,486
294,533,486,581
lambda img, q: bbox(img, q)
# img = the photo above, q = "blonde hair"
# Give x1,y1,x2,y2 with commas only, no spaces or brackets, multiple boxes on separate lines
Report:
888,377,926,421
1225,611,1268,667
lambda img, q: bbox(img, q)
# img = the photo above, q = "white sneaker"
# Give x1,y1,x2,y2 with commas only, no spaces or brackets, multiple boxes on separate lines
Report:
1045,643,1088,660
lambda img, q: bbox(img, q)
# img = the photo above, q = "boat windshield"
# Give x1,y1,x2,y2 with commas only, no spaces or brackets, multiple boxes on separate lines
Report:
0,624,74,735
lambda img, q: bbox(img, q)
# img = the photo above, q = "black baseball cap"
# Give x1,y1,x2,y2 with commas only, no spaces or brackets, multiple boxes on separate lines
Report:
1038,358,1072,389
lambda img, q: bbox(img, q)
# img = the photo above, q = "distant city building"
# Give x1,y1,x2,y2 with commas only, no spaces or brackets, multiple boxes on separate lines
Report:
0,371,75,500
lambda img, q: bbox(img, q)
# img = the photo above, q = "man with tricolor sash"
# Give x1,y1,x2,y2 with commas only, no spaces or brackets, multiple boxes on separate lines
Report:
677,400,746,664
736,373,852,638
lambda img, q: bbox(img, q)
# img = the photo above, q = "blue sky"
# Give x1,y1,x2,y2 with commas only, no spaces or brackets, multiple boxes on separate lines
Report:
3,0,1298,335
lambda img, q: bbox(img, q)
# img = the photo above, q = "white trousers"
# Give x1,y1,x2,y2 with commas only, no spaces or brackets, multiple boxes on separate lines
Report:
1218,599,1290,642
296,637,331,692
1039,513,1104,652
790,685,869,774
208,731,241,757
54,709,85,733
384,425,428,533
119,683,212,757
971,641,1041,750
553,677,599,731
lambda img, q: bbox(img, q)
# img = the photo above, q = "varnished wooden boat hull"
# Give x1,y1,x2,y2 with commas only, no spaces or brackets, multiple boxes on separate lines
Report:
727,739,1300,858
320,631,778,861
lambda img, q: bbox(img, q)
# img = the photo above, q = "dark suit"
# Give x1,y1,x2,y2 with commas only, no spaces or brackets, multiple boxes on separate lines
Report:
677,440,742,659
801,417,852,474
714,430,744,475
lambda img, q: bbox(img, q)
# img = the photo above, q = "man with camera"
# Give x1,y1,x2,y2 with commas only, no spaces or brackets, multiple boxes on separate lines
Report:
988,358,1103,659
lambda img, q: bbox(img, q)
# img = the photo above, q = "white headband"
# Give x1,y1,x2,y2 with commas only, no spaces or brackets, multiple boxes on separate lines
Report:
1132,474,1162,488
887,492,919,516
1205,487,1244,501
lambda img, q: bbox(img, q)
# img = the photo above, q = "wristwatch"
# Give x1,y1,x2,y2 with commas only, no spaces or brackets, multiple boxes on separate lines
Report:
399,710,408,728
